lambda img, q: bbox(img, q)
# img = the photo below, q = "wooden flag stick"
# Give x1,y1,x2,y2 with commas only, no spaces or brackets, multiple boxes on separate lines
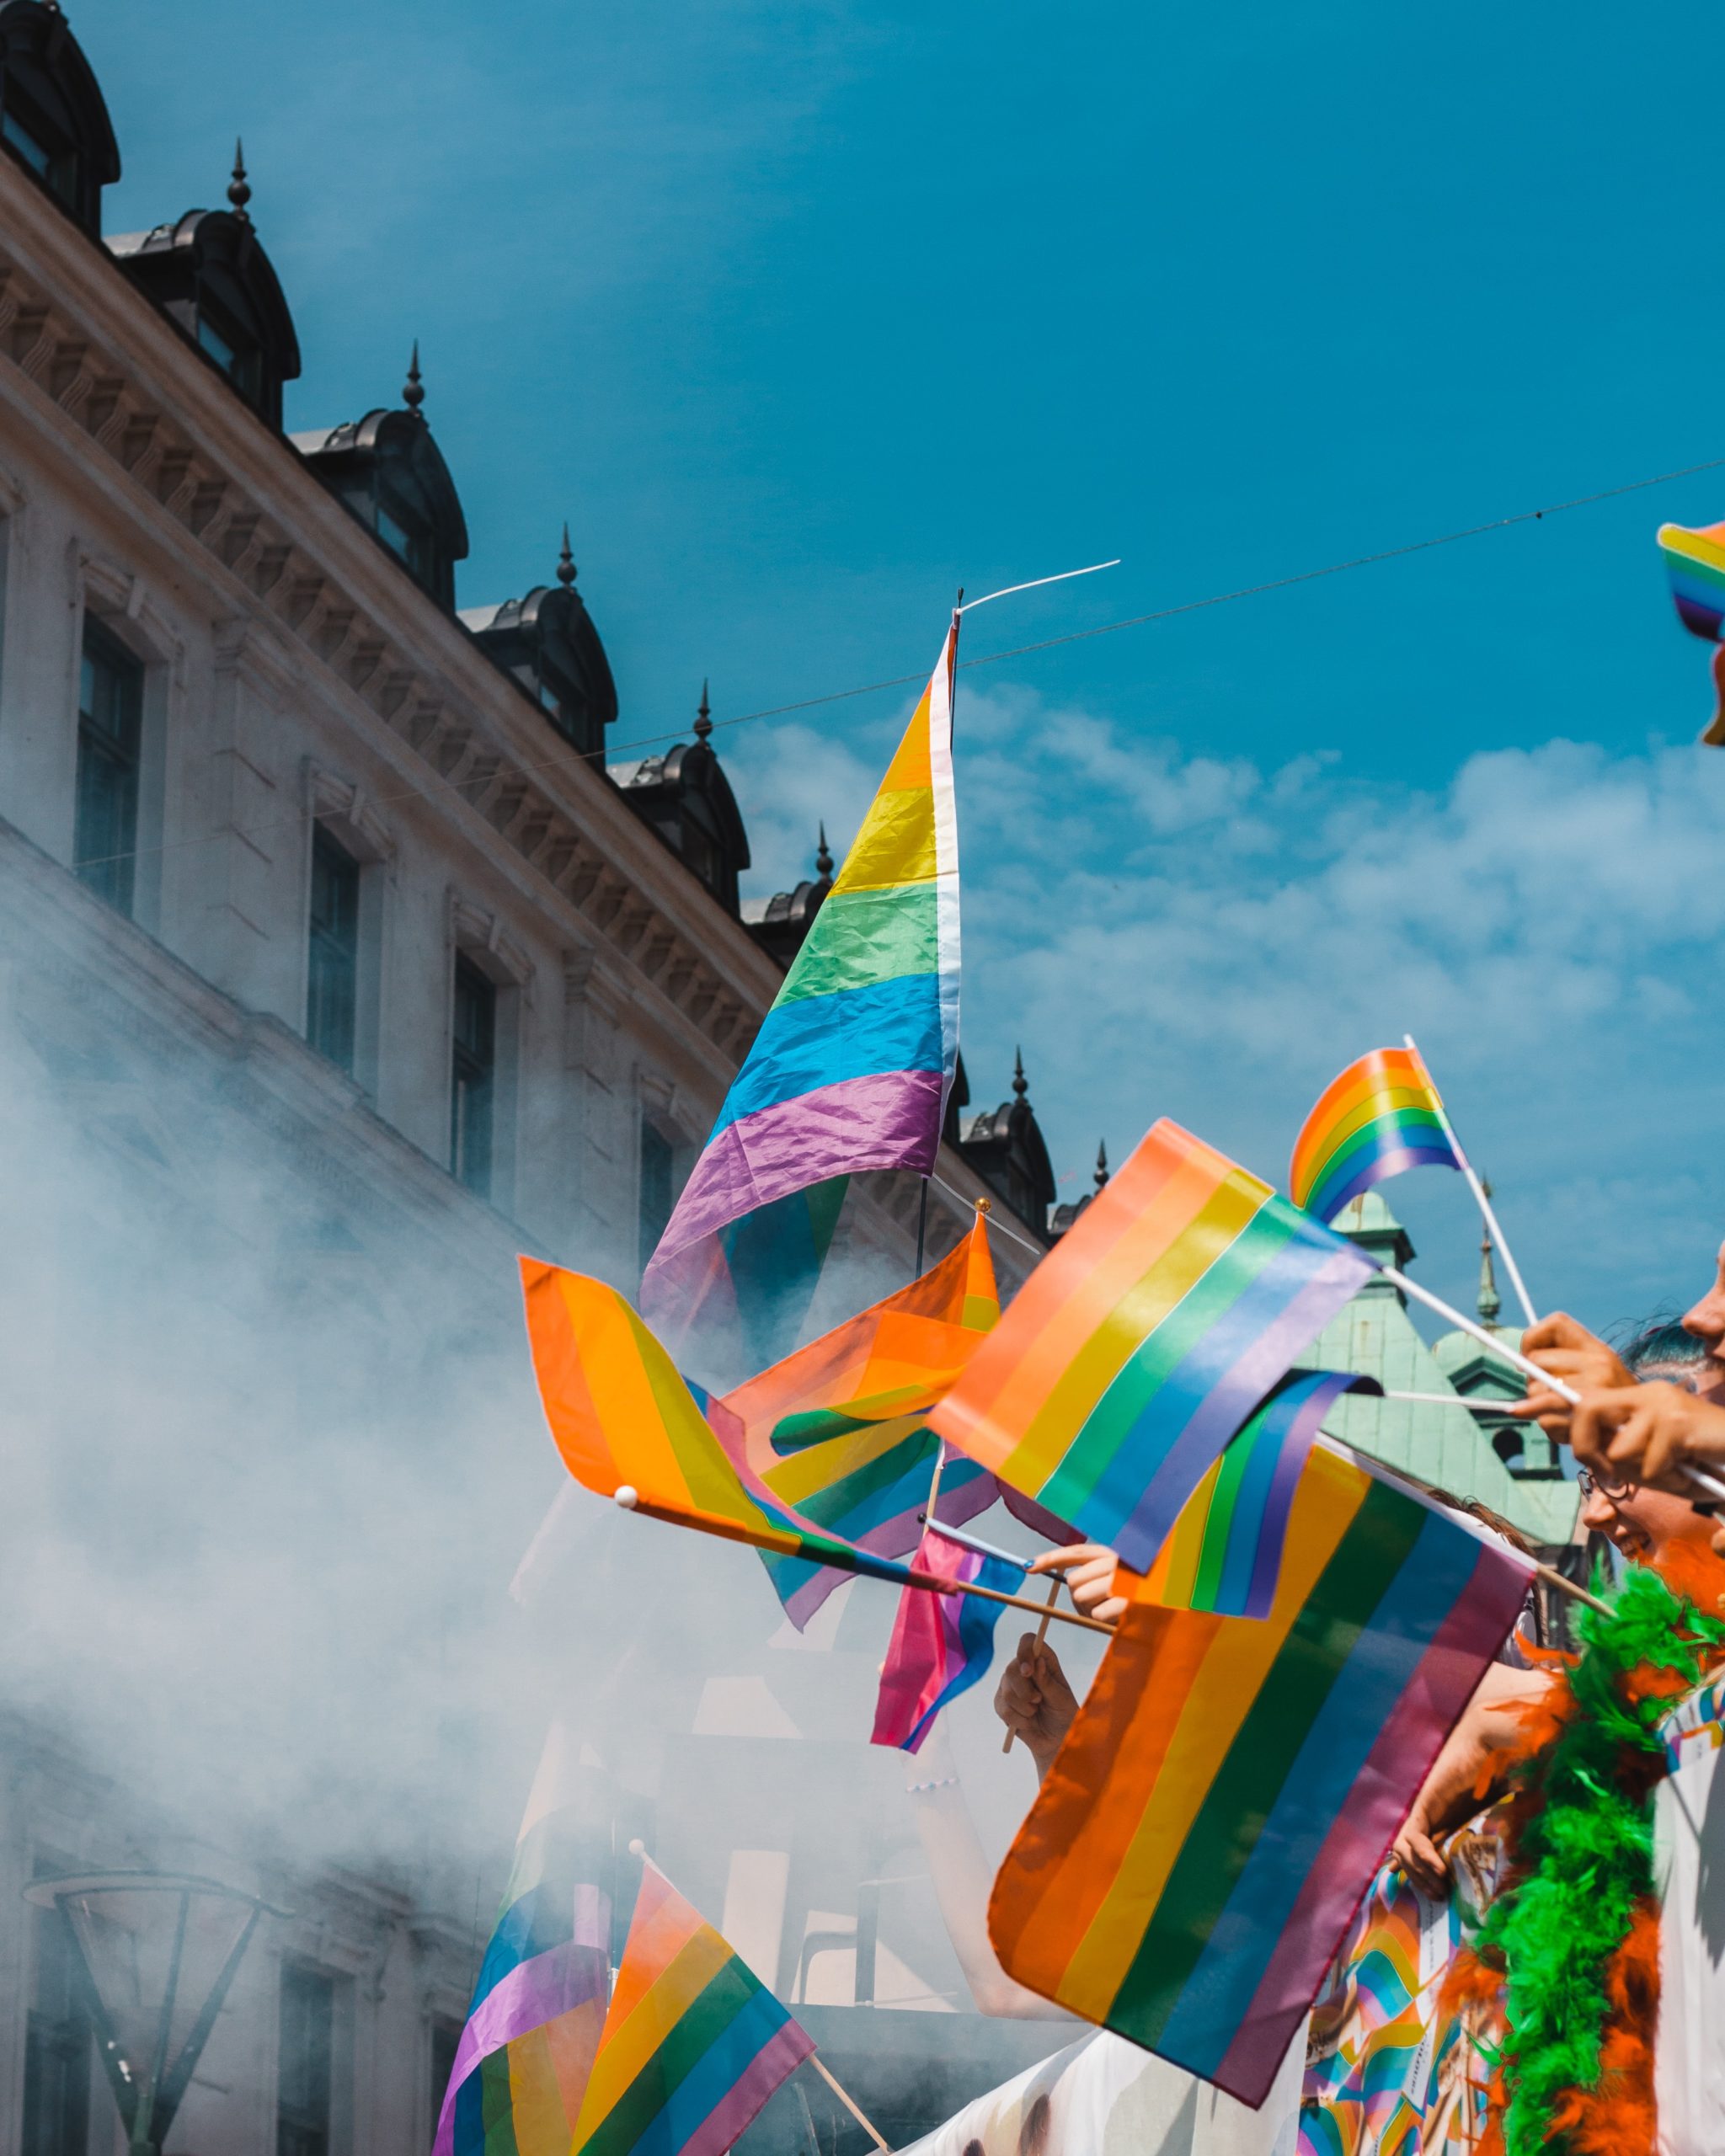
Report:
1403,1033,1538,1329
612,1489,1114,1633
1002,1576,1063,1754
809,2052,889,2152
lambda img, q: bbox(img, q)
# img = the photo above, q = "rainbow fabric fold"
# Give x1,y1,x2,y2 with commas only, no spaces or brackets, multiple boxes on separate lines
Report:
871,1525,1021,1754
574,1859,813,2156
518,1259,923,1595
929,1119,1379,1575
1288,1045,1461,1225
987,1440,1531,2107
715,1215,1001,1626
1130,1370,1379,1620
435,1723,613,2156
642,620,961,1342
1659,517,1725,642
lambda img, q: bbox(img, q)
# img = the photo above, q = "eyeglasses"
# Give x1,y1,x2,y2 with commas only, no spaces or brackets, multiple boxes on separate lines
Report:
1576,1466,1629,1501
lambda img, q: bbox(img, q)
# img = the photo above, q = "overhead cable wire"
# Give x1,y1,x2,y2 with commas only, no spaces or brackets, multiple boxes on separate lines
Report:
71,449,1725,876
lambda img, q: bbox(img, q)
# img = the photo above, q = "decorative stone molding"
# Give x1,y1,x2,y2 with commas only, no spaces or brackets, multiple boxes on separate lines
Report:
307,760,394,865
447,889,531,992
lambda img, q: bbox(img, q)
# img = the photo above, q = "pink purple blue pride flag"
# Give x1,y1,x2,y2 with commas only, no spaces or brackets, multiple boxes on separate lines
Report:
871,1524,1023,1753
642,618,961,1344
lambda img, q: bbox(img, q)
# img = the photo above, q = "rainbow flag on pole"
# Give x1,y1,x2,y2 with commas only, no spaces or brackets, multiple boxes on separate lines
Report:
434,1724,612,2156
574,1858,813,2156
642,618,961,1348
1288,1045,1461,1225
871,1525,1022,1753
518,1259,923,1593
987,1440,1532,2106
716,1213,1000,1626
929,1120,1378,1575
1129,1369,1378,1620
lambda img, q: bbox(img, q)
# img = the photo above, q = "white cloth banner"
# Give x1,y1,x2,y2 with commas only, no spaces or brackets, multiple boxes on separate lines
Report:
895,2024,1305,2156
1655,1672,1725,2155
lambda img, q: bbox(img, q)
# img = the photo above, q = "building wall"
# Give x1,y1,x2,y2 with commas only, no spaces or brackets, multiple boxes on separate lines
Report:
0,48,1046,2156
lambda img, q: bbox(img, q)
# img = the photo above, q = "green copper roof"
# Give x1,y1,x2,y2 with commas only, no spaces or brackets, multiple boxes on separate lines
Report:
1303,1193,1578,1548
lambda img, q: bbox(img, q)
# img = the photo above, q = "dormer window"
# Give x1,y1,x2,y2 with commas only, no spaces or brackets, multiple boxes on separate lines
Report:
195,305,262,403
462,529,620,758
0,1,120,237
292,351,470,611
109,153,301,427
2,90,72,204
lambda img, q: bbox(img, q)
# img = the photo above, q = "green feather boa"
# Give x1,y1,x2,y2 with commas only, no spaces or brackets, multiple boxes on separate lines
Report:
1473,1567,1725,2156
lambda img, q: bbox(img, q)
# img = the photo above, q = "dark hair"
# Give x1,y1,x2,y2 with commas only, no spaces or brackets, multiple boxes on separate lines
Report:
1621,1321,1708,1376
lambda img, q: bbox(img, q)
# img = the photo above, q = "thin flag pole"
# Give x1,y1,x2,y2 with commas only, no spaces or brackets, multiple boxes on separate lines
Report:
1002,1578,1063,1755
1381,1265,1725,1508
809,2054,889,2152
957,559,1121,614
1404,1033,1538,1329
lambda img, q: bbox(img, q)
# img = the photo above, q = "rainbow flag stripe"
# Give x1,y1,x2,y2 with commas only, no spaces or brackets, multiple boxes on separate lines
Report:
871,1526,1022,1754
987,1441,1531,2106
717,1216,1000,1625
435,1724,613,2156
1132,1370,1377,1620
1288,1045,1461,1225
929,1120,1378,1574
574,1860,813,2156
1659,518,1725,642
643,622,961,1340
519,1260,922,1595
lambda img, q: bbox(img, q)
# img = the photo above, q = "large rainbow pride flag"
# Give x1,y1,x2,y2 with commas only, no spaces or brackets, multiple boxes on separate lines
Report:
1129,1369,1378,1620
928,1120,1378,1574
642,618,961,1345
519,1259,925,1594
1289,1044,1461,1225
434,1722,613,2156
716,1212,1000,1626
573,1858,813,2156
987,1440,1531,2106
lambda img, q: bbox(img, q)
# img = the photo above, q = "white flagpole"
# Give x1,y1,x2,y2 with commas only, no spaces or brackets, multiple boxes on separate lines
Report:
1381,1264,1725,1507
1403,1033,1539,1330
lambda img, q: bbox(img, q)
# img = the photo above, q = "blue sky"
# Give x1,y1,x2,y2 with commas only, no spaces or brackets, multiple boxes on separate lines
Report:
70,0,1725,1327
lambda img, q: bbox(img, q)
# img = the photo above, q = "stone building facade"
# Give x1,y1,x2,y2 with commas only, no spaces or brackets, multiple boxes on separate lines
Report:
0,7,1060,2154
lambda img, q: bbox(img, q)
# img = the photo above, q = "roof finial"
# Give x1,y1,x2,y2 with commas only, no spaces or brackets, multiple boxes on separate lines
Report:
1012,1047,1028,1100
694,680,713,744
557,521,577,589
1477,1176,1502,1326
403,339,425,417
1094,1139,1109,1193
815,821,833,878
227,137,252,223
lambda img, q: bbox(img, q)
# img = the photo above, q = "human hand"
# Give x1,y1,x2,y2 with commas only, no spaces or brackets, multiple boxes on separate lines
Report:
1391,1791,1449,1897
1027,1543,1127,1625
1571,1382,1725,1497
1513,1315,1633,1438
993,1633,1078,1769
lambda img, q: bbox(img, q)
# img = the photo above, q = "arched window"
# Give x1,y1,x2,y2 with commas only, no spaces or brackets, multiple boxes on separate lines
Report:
0,0,119,235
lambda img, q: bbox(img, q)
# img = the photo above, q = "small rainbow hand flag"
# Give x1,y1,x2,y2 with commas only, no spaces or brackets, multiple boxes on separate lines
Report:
929,1120,1378,1576
643,618,962,1349
1127,1369,1379,1620
518,1260,923,1596
1656,519,1725,745
716,1214,1001,1627
434,1723,613,2156
987,1440,1532,2107
574,1858,813,2156
871,1525,1022,1754
1288,1044,1461,1225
